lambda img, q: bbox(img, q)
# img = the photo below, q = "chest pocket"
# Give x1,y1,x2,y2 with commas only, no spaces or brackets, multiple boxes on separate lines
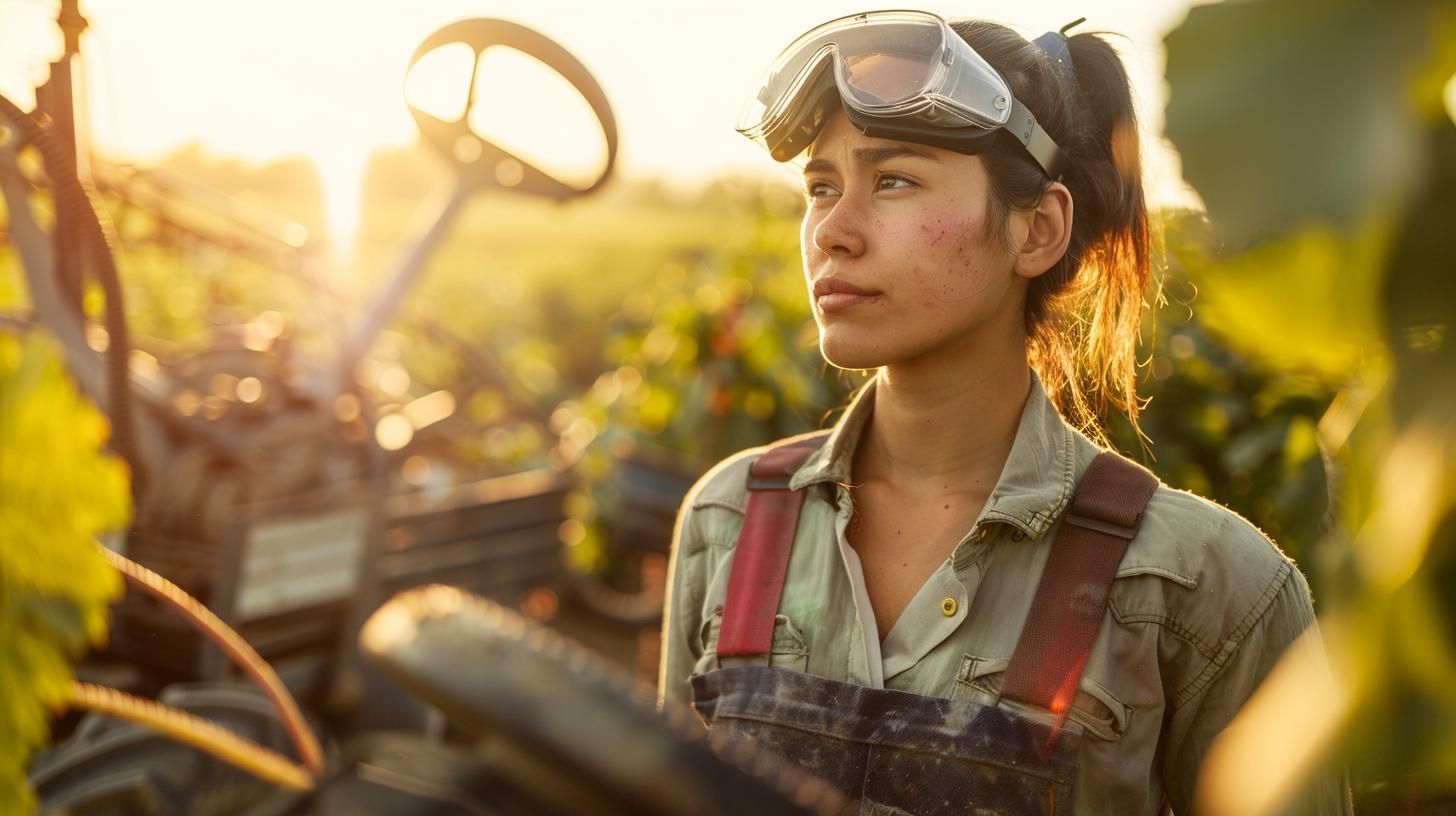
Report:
693,611,810,676
949,654,1132,742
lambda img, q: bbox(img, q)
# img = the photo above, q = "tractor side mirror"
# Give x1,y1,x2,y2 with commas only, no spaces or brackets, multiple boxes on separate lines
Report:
404,18,617,201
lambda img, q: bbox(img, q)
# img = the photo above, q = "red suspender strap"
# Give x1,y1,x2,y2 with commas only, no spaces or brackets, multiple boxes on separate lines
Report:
1000,452,1159,719
715,434,829,658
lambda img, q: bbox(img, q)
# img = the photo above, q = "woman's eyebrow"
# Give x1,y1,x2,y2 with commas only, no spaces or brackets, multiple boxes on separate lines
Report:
803,157,836,176
802,145,941,176
853,146,940,165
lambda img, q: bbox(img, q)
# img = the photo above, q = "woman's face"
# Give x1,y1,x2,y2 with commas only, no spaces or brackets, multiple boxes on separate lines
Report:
800,110,1029,372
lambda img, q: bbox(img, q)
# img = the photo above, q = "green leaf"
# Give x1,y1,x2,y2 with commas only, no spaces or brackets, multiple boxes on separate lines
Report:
1171,214,1390,379
1383,121,1456,427
1164,0,1451,248
0,330,128,811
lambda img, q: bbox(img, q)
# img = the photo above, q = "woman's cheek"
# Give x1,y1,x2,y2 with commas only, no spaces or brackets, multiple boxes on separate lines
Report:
910,229,998,307
917,219,952,249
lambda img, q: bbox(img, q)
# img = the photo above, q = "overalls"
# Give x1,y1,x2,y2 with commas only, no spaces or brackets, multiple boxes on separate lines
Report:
689,434,1158,816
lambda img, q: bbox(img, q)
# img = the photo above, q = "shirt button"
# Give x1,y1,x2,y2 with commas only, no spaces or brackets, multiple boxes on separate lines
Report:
940,597,959,616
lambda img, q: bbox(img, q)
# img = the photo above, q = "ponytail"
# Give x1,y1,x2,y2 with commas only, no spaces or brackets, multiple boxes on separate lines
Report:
950,20,1152,446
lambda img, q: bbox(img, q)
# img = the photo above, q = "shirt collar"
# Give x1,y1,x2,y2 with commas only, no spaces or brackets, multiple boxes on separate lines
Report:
789,371,1078,541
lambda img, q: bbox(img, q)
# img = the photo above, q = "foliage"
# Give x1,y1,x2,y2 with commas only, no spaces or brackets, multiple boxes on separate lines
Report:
1163,1,1442,251
558,198,1343,578
3,86,1423,805
1108,214,1337,571
330,146,1354,583
0,331,128,813
555,203,860,568
356,148,820,409
1164,0,1456,808
5,2,1451,807
148,143,329,236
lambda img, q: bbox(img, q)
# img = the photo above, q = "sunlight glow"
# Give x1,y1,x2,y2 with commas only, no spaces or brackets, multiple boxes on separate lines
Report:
1445,73,1456,125
405,43,475,123
310,143,369,262
375,413,414,452
1196,624,1352,816
0,0,1205,263
1355,425,1447,591
468,47,609,191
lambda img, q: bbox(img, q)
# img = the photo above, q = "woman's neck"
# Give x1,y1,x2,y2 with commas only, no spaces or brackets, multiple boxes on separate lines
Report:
855,349,1032,496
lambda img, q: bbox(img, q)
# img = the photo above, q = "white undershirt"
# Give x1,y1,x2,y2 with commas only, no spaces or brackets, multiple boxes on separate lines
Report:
833,488,886,689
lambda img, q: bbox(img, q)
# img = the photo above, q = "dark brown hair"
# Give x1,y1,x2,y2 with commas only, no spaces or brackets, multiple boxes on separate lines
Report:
950,19,1152,444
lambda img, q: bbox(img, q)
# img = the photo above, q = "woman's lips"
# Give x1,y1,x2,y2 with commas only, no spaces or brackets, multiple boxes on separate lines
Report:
812,277,881,313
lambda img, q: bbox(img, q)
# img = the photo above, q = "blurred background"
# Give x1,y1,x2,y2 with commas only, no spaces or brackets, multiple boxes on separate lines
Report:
1,0,1452,813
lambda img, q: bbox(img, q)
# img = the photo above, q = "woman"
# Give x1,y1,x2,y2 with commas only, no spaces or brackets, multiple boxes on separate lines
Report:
658,12,1349,815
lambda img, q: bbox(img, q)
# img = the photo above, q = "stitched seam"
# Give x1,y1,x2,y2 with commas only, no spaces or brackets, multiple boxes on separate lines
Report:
971,426,1078,538
1114,565,1199,589
978,508,1036,537
1059,423,1075,511
1023,427,1078,538
1108,597,1220,661
691,498,747,514
1172,559,1294,708
1225,559,1293,645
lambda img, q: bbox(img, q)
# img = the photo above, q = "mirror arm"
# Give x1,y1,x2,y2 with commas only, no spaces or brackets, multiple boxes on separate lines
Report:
335,181,473,393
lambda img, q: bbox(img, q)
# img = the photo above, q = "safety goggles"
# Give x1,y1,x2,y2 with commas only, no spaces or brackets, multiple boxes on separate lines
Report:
737,10,1067,178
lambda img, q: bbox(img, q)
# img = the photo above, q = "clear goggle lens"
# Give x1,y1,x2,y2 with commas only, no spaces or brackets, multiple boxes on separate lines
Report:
738,11,1016,160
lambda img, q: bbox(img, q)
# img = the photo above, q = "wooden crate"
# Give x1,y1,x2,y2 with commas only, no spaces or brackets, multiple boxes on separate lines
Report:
112,469,568,698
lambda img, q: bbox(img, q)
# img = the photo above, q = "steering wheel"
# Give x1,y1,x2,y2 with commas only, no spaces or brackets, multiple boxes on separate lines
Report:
406,18,618,201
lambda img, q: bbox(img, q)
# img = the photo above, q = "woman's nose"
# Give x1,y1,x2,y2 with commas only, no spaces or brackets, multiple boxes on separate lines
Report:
810,197,867,258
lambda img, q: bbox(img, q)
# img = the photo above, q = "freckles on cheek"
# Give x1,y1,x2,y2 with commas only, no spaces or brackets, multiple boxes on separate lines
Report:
918,220,950,248
910,223,999,307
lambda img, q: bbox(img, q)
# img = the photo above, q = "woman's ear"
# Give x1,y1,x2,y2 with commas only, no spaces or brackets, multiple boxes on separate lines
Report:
1012,181,1073,280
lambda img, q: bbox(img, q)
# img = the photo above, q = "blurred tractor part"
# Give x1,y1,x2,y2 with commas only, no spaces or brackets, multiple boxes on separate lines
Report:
9,9,841,814
343,584,846,816
1,8,620,722
29,682,310,816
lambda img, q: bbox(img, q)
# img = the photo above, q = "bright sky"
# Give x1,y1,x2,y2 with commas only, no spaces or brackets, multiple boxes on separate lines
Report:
1,0,1204,247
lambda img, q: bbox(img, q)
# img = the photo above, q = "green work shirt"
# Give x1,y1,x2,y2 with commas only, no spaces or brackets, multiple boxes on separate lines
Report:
658,374,1352,815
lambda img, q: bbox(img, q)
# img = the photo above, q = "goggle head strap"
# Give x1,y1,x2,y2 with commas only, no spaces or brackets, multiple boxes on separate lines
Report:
843,98,1068,181
1006,97,1069,180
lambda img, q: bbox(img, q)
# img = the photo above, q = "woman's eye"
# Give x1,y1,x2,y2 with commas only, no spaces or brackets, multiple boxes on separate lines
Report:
804,181,838,200
877,174,915,191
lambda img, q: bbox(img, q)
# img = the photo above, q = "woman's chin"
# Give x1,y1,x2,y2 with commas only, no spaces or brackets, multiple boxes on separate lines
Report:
819,335,891,371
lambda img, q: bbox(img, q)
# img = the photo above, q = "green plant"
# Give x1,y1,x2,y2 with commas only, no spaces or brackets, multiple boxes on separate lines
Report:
0,330,129,813
1162,0,1456,810
559,203,859,570
1108,211,1338,572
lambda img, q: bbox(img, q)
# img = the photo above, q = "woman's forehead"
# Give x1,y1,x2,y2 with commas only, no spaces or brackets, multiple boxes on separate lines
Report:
804,110,967,170
806,110,897,158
